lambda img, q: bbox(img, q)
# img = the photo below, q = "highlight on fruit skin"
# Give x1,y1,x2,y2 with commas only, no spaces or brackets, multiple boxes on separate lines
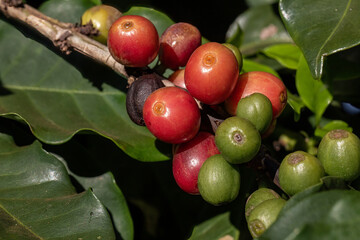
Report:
247,198,286,238
317,129,360,181
215,116,261,164
245,188,281,221
278,151,325,196
172,131,220,195
159,22,201,70
224,71,287,118
81,4,122,44
107,15,159,67
184,42,239,105
198,154,240,206
142,86,201,144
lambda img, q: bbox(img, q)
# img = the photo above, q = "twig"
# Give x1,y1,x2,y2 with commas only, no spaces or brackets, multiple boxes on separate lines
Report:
0,0,129,78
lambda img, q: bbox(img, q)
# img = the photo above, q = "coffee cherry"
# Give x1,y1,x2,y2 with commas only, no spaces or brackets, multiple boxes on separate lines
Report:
236,93,273,134
81,5,121,44
185,42,239,105
215,116,261,164
222,43,243,71
198,154,241,205
317,129,360,181
108,15,159,67
172,132,220,194
126,74,165,126
225,71,287,118
279,151,325,196
245,188,281,221
168,69,186,89
159,22,201,70
247,198,286,238
143,87,201,144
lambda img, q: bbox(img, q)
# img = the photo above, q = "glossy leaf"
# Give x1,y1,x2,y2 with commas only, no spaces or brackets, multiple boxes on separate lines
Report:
279,0,360,79
124,6,175,36
0,133,115,239
286,91,305,121
242,58,280,78
314,120,353,138
189,212,239,240
262,43,301,69
226,4,292,55
0,1,171,162
259,190,360,240
74,172,134,240
39,0,98,23
295,55,332,125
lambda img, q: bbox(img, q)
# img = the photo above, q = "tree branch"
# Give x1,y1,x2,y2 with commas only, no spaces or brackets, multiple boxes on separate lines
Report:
0,0,129,78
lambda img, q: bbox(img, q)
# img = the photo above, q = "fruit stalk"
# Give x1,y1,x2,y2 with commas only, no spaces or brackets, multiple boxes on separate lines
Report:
0,0,128,77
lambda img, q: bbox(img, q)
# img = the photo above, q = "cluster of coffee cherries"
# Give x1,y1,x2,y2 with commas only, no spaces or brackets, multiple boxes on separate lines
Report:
81,5,288,206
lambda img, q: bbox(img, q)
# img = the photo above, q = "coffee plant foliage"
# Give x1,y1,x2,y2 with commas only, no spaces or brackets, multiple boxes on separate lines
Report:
0,0,359,239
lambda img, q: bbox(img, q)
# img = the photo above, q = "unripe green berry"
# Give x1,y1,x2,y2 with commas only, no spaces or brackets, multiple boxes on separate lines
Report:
279,151,325,196
247,198,286,238
317,129,360,181
198,154,240,206
236,93,273,134
245,188,281,221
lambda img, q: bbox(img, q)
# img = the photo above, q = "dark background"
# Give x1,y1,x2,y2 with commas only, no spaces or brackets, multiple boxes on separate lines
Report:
27,0,248,42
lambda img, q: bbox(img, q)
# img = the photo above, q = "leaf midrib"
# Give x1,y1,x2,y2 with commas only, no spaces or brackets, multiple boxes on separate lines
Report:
315,0,352,76
0,204,43,240
3,85,122,95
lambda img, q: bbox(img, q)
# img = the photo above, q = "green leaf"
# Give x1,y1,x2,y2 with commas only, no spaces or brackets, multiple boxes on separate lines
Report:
0,2,170,162
295,55,332,125
262,43,302,70
189,212,239,240
124,6,175,36
74,172,134,240
39,0,97,23
314,120,353,138
279,0,360,80
226,4,292,55
242,58,280,78
259,190,360,240
0,133,115,239
286,91,305,121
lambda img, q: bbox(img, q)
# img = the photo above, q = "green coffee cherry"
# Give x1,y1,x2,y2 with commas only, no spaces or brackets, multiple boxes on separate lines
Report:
247,198,286,238
236,93,273,134
279,151,325,196
245,188,280,221
317,129,360,181
81,5,122,44
222,43,243,71
198,154,241,206
215,116,261,164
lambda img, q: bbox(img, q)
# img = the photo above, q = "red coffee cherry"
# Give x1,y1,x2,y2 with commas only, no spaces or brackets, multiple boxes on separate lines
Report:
143,87,201,144
185,42,239,105
172,132,220,194
159,22,201,70
107,15,159,67
225,71,287,118
168,69,186,89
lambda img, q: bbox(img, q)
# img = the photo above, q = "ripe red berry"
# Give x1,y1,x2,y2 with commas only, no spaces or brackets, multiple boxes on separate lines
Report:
168,69,186,89
172,132,220,194
224,71,287,118
107,15,159,67
185,42,239,105
143,87,201,144
159,22,201,70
